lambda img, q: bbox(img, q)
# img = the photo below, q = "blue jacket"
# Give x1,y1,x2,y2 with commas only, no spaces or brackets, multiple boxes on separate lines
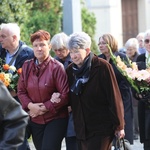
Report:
0,41,34,69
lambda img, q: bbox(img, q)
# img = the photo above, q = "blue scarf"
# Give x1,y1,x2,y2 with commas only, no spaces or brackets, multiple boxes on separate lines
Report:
71,52,94,95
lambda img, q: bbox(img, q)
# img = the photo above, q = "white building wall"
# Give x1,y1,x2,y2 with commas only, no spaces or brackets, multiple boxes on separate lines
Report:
137,0,150,32
145,0,150,29
85,0,150,48
85,0,123,48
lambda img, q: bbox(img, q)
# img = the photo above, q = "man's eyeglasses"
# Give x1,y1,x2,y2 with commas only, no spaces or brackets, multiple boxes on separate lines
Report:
144,39,150,44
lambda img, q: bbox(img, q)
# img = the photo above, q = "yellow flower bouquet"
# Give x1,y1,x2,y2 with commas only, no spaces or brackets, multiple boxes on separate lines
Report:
0,58,22,91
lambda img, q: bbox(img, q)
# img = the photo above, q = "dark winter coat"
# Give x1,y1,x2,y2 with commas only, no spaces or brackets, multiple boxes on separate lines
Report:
0,81,28,149
66,55,124,140
136,53,150,143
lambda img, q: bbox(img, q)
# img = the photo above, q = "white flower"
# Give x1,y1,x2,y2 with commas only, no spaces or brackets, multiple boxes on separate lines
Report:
136,70,150,81
9,66,16,72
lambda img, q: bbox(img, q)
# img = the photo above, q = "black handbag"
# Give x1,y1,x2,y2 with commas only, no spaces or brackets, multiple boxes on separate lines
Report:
115,138,132,150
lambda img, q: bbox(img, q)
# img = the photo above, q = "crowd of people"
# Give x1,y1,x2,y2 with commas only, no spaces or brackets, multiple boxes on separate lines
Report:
0,22,150,150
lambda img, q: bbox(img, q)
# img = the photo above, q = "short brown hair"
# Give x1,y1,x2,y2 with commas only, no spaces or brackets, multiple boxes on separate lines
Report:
30,30,51,43
99,34,118,52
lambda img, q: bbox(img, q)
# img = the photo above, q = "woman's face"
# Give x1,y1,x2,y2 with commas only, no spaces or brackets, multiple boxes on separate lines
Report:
137,36,144,48
144,35,150,53
54,48,69,61
70,48,89,68
126,46,137,58
32,39,51,63
98,37,109,55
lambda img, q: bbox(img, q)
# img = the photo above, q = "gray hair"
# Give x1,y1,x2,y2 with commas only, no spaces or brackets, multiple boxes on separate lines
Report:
67,32,91,50
144,29,150,39
0,23,20,40
125,38,139,50
51,32,69,50
136,32,145,39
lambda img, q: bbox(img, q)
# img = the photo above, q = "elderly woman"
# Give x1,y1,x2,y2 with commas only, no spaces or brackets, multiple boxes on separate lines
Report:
51,32,78,150
98,34,133,145
66,32,125,150
17,30,69,150
136,29,150,150
125,38,139,62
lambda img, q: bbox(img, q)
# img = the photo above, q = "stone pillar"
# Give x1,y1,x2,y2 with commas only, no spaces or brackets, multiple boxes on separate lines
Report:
63,0,82,35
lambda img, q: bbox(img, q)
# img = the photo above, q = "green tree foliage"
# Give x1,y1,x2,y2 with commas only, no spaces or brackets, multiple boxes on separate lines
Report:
23,0,62,45
0,0,32,42
81,7,98,54
0,0,98,54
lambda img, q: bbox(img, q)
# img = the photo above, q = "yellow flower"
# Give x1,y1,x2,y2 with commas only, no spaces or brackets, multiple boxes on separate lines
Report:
116,56,127,70
131,62,138,70
4,73,11,82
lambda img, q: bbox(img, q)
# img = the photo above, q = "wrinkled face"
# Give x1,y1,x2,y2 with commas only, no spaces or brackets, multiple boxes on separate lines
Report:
0,28,14,50
70,48,88,68
32,39,51,63
126,46,137,58
98,37,109,54
144,35,150,53
54,48,69,60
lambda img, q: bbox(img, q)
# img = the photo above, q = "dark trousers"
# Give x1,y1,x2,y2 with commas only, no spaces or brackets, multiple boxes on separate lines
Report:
29,118,68,150
65,136,78,150
18,137,30,150
144,140,150,150
14,96,30,150
78,134,114,150
133,106,139,136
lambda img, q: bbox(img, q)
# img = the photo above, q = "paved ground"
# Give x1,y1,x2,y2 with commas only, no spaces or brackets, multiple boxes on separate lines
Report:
29,137,144,150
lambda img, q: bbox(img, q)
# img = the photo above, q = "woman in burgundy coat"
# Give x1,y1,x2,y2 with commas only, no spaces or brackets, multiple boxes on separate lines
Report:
18,30,69,150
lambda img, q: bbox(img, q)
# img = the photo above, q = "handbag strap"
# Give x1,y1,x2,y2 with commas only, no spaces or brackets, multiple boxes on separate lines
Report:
121,138,127,150
115,137,127,150
8,44,27,66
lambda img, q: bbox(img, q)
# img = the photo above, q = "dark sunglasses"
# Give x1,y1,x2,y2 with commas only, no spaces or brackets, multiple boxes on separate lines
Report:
144,39,150,44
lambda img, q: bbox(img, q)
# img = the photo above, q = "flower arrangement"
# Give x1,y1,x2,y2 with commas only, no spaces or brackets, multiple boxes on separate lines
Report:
0,58,22,91
107,44,150,96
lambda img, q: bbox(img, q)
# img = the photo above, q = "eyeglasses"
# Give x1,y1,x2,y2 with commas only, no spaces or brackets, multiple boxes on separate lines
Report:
54,48,66,52
98,42,107,46
144,39,150,44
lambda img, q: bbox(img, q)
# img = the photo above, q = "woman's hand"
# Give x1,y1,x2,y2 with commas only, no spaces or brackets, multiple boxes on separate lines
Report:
50,92,61,103
146,76,150,84
10,90,17,97
68,106,72,113
28,102,48,118
115,129,125,139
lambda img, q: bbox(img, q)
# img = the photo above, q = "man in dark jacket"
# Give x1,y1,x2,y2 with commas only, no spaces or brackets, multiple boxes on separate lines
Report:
0,81,28,149
0,23,34,150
